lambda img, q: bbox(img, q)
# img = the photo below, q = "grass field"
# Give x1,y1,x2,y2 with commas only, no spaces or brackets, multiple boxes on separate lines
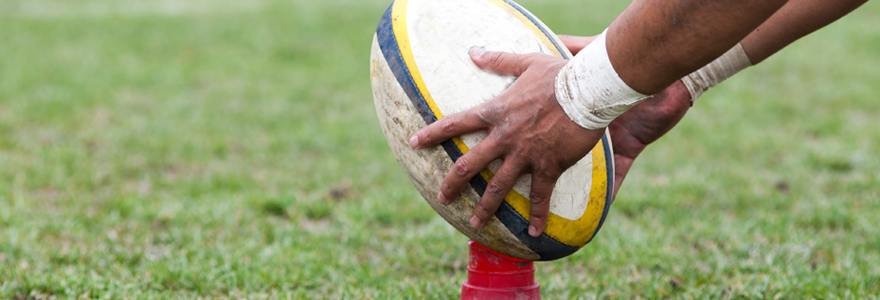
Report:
1,0,880,298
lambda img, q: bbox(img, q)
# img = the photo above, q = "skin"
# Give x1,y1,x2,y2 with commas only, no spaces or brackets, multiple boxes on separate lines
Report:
608,0,788,95
410,0,867,237
410,48,598,236
740,0,868,64
560,0,867,200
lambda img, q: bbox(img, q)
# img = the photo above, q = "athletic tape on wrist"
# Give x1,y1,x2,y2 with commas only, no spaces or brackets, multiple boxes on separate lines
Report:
555,30,651,130
680,43,752,104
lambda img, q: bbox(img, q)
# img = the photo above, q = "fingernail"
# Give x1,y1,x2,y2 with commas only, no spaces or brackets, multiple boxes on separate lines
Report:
438,191,448,205
470,47,485,58
470,215,482,229
409,135,419,149
529,225,539,237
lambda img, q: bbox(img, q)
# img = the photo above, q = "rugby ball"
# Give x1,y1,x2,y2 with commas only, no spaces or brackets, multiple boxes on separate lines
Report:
370,0,614,261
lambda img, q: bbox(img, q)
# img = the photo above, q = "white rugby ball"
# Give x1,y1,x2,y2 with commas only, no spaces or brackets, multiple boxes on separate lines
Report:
370,0,614,261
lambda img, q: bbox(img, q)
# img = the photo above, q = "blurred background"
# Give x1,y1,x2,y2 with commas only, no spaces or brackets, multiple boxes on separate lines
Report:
0,0,878,298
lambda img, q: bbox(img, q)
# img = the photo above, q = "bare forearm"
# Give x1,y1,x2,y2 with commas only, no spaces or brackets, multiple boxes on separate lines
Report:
607,0,788,94
742,0,868,64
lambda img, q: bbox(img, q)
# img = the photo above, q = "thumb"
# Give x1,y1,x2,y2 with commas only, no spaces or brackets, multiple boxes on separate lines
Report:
470,48,531,77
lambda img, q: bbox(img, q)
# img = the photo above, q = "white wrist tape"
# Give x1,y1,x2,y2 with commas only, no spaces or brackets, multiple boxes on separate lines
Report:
555,31,650,130
680,43,751,104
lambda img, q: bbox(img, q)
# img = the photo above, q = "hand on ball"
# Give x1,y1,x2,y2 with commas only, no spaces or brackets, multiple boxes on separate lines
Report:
409,48,606,237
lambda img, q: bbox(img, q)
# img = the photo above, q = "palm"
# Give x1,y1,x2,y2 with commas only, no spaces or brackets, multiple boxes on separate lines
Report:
607,81,691,200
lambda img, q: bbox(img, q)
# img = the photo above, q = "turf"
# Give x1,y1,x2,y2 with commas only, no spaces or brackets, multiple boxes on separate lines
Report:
1,0,879,298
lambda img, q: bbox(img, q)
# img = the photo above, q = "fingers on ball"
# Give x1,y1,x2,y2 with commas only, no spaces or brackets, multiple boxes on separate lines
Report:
526,171,558,237
439,140,502,205
411,109,487,149
470,162,524,229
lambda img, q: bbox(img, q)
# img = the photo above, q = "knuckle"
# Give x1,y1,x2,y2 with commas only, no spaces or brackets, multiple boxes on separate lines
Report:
476,104,498,123
488,52,505,67
530,193,550,205
441,118,456,135
453,157,471,176
486,181,505,197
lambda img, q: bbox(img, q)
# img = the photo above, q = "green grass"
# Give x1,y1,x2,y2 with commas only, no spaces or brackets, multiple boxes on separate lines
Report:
1,0,879,298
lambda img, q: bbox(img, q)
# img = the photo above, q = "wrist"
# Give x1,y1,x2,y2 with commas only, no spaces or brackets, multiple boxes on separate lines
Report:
554,30,652,131
680,43,752,104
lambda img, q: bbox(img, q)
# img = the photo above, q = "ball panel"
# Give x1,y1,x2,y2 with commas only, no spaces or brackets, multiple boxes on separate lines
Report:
407,0,545,117
539,137,610,248
492,0,569,60
586,133,616,246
